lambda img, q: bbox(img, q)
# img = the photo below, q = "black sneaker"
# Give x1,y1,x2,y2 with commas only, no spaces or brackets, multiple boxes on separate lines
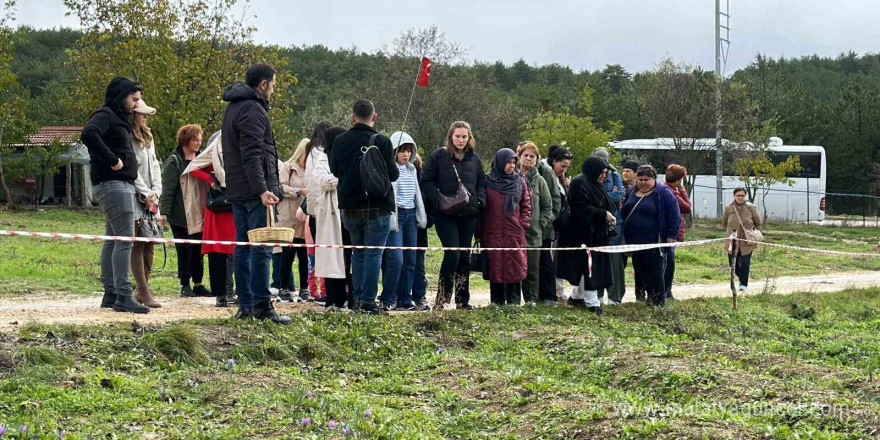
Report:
456,303,475,311
357,302,388,315
216,293,239,308
567,298,587,308
587,306,603,315
253,303,293,325
192,284,212,297
381,302,397,312
299,289,313,302
397,302,416,311
234,307,254,319
113,295,150,314
414,300,431,311
180,285,196,298
277,289,293,302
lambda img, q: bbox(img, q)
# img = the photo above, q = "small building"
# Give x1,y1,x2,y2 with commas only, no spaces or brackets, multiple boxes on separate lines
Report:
7,126,94,206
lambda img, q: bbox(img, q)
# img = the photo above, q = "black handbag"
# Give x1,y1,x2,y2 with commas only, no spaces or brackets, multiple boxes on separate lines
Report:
136,211,163,238
300,197,309,216
206,175,232,213
469,240,490,280
554,194,571,230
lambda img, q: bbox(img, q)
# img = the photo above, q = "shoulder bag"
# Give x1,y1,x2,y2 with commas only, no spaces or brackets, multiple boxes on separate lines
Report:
437,155,470,214
733,205,763,243
206,174,232,213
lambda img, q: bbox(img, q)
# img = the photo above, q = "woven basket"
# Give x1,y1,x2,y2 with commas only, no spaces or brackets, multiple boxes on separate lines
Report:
248,206,295,243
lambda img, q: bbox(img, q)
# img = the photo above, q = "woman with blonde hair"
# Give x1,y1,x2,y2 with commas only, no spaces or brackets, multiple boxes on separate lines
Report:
421,121,486,309
129,99,162,308
277,138,310,302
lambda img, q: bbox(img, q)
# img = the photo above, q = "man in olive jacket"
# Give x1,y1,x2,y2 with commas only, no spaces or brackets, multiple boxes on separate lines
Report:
221,63,291,325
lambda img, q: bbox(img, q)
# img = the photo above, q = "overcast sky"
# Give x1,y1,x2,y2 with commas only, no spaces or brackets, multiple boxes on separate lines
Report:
14,0,880,74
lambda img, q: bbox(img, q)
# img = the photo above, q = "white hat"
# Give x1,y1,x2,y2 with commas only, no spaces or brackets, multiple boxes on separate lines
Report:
133,99,157,115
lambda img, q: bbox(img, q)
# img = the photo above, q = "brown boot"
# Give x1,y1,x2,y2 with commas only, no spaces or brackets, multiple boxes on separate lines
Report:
135,287,163,308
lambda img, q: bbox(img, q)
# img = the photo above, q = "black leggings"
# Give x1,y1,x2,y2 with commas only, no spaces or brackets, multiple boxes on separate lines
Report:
490,282,521,305
539,239,557,302
311,216,354,308
433,214,477,306
280,238,308,292
170,224,204,286
207,252,230,297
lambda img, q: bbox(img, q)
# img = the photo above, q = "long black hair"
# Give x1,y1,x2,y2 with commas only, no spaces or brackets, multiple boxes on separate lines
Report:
307,121,332,156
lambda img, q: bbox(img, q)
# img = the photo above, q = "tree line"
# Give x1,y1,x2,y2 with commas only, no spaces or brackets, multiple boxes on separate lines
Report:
1,0,879,214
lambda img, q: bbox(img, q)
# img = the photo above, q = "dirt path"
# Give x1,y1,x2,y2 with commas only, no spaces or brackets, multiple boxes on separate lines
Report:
1,271,878,329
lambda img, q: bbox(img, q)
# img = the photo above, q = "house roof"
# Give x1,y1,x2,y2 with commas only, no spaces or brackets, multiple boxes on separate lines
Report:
24,126,83,146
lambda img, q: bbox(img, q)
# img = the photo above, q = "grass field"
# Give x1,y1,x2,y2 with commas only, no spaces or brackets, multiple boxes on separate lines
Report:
1,208,880,297
0,288,877,439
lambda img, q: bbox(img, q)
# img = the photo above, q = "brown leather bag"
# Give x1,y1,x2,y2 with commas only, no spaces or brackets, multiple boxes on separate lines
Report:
437,157,470,214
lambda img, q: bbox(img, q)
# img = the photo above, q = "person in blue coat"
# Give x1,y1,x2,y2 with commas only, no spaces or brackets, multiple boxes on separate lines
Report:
620,165,681,306
591,148,624,304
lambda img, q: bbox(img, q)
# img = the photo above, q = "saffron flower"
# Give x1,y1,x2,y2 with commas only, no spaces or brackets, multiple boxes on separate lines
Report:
365,409,372,418
328,421,337,430
301,417,311,426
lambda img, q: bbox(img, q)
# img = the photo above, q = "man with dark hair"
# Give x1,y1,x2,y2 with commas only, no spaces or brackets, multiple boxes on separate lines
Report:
81,77,149,314
329,99,399,314
221,63,291,324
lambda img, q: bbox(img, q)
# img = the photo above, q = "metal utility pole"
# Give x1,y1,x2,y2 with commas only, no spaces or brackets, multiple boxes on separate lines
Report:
715,0,730,216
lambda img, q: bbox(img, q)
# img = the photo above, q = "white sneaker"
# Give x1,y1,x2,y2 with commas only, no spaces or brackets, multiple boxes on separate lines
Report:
738,285,748,292
600,297,608,306
269,287,280,296
607,300,621,306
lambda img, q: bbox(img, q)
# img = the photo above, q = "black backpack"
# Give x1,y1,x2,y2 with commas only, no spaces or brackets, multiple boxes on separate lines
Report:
358,133,391,200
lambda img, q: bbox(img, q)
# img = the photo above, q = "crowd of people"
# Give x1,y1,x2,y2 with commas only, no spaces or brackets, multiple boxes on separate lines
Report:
80,64,764,322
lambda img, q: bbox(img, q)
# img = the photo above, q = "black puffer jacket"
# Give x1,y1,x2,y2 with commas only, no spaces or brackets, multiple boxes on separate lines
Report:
220,82,280,202
81,77,141,184
421,148,486,218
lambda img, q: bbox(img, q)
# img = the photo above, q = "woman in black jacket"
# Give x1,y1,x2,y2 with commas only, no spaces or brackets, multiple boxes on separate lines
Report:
420,121,487,309
556,156,618,314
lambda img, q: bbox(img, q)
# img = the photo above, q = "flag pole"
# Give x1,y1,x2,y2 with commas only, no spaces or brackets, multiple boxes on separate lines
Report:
396,55,424,148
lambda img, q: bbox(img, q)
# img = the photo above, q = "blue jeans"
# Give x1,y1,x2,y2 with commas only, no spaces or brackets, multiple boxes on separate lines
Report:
93,181,135,298
381,208,418,306
233,200,272,308
342,211,391,305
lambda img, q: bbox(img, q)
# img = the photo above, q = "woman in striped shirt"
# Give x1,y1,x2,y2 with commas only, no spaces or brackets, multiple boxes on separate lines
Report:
380,131,428,311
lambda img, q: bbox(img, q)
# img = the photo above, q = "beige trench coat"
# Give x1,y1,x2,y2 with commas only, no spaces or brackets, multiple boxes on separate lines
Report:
305,146,346,279
721,201,762,255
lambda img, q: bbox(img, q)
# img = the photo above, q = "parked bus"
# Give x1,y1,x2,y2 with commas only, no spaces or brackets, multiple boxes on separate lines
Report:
609,138,827,222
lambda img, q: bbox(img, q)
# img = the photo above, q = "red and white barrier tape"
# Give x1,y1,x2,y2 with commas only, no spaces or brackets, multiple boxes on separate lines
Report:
2,230,877,258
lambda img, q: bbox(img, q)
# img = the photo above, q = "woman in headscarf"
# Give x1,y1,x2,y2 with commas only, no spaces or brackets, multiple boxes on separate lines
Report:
482,148,531,306
556,156,618,314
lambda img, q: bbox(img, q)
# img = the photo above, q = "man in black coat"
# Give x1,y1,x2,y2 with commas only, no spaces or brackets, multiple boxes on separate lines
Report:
329,99,398,314
81,77,150,314
221,63,291,325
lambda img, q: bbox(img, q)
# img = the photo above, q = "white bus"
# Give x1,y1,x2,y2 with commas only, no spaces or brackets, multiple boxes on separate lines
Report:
608,138,827,222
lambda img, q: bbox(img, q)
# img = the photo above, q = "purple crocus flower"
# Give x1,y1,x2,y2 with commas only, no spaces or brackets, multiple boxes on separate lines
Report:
0,426,6,436
436,347,444,354
342,426,352,435
328,421,337,430
364,409,372,418
301,417,311,426
18,426,26,434
227,358,235,368
305,391,313,398
58,431,66,439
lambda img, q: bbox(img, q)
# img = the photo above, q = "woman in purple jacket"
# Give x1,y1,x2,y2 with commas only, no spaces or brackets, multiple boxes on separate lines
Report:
620,165,681,306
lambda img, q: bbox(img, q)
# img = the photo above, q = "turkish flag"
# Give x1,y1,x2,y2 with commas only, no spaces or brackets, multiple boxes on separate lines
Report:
417,57,432,87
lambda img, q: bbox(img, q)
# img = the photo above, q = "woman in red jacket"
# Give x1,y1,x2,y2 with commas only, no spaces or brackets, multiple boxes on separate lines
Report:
664,164,691,301
482,148,531,306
